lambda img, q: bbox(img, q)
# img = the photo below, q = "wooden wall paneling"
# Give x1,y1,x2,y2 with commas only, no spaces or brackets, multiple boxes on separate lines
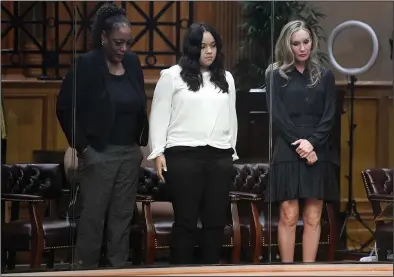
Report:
389,98,394,167
376,95,390,167
2,81,70,163
340,96,378,210
151,1,175,68
123,1,192,79
340,95,378,250
1,1,14,75
2,1,23,76
345,216,376,250
193,2,214,27
56,1,77,78
19,2,37,78
124,1,149,74
1,80,158,164
4,94,45,164
210,1,243,69
336,84,392,250
178,1,191,58
2,1,196,80
1,2,78,78
73,1,88,52
1,1,14,49
15,1,77,78
3,83,390,184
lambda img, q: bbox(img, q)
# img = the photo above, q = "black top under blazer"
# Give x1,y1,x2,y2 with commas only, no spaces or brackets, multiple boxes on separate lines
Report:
56,48,149,153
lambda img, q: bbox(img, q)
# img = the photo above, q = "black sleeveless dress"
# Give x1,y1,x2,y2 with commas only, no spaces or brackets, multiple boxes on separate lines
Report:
266,68,340,203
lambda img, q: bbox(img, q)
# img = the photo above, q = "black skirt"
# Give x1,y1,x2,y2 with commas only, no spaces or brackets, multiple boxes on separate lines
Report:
266,161,340,203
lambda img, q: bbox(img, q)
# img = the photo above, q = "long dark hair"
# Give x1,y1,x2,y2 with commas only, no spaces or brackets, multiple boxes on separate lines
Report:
178,23,229,93
91,3,130,49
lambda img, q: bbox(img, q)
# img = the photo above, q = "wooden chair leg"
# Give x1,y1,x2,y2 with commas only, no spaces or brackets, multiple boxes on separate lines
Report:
250,202,262,263
28,203,45,269
2,250,7,272
143,202,156,265
130,227,143,265
377,248,389,261
326,203,337,262
45,250,55,268
6,251,16,270
230,201,241,263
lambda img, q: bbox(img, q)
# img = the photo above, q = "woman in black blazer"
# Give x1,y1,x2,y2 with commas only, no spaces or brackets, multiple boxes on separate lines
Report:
56,3,148,269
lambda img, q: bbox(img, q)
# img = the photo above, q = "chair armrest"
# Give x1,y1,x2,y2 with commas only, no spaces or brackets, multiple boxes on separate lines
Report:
60,189,70,196
369,194,393,202
229,193,240,202
137,194,154,202
230,191,263,201
1,194,45,202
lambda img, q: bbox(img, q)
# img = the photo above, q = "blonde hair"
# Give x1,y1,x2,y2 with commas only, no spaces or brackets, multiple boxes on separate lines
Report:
266,20,322,87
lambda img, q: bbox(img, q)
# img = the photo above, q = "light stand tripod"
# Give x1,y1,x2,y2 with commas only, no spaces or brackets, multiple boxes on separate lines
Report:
328,20,379,253
339,75,375,250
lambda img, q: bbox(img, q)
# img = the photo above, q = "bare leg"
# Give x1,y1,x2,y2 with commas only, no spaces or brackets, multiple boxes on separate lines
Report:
278,200,299,263
302,198,323,262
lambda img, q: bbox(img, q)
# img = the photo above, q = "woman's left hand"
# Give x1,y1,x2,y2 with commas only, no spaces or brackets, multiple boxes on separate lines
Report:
292,139,313,158
306,151,318,165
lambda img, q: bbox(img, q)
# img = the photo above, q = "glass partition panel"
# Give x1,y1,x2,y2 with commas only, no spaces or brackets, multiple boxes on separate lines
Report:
268,0,393,265
66,0,274,271
391,3,394,171
69,0,196,271
229,0,275,265
65,0,276,270
1,0,77,273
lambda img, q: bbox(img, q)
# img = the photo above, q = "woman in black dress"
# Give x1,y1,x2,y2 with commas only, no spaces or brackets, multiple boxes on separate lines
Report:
266,20,339,263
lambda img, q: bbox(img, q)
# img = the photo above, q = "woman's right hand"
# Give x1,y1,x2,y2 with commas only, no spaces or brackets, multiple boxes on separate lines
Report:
155,154,167,181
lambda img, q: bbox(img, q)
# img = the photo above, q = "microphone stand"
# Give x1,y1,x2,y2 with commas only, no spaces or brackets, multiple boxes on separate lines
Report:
339,75,375,251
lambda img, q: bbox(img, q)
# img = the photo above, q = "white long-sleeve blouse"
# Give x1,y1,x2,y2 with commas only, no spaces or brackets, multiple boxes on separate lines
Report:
147,64,238,161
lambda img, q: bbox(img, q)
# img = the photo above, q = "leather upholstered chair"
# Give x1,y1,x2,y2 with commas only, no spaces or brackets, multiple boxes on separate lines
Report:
230,163,337,263
361,168,393,260
1,162,146,271
136,167,241,265
1,163,76,270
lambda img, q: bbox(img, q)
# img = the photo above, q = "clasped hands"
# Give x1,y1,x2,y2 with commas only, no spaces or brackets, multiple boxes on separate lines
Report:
292,139,317,165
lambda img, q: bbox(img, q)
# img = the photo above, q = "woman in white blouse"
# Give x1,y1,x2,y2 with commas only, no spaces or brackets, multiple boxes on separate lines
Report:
148,23,238,265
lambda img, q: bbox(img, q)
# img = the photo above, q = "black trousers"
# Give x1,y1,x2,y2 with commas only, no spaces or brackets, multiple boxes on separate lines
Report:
164,146,234,265
74,144,142,269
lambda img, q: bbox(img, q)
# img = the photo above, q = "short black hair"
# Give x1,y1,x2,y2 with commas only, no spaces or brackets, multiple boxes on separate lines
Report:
91,3,130,49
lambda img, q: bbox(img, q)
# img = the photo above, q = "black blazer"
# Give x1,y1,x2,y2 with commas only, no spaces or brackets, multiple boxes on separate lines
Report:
56,48,149,153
